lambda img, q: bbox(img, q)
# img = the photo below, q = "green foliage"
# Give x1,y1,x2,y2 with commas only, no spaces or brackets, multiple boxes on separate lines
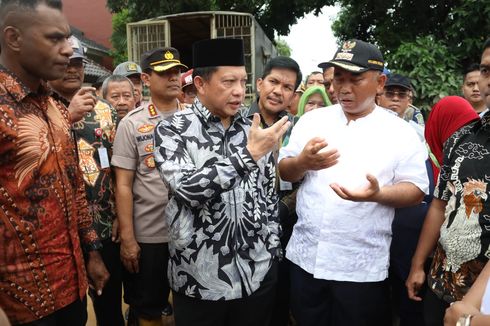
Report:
389,36,461,111
106,0,336,63
110,9,130,66
276,39,292,57
331,0,490,110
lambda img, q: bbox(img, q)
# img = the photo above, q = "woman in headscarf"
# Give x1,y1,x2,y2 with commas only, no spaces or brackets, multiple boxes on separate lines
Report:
295,85,331,117
425,96,479,183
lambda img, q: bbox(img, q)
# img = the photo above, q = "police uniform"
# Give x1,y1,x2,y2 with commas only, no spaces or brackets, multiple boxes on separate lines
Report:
112,100,185,321
112,46,188,324
112,102,172,243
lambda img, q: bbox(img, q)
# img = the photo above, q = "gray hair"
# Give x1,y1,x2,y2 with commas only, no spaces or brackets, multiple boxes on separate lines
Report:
101,75,134,100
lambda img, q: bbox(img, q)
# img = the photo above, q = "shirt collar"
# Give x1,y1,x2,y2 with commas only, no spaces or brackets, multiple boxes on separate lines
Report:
192,97,247,125
246,98,289,127
246,100,261,118
0,65,51,103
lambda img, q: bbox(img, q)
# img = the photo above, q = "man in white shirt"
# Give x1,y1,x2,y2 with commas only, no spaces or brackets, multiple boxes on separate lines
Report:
278,39,429,326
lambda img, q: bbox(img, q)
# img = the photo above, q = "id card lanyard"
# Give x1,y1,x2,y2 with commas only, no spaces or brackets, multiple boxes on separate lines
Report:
95,127,110,169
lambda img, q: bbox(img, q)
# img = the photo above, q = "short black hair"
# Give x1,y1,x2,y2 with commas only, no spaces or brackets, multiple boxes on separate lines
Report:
0,0,62,14
261,56,302,90
193,66,218,82
463,63,481,81
0,0,62,30
484,38,490,52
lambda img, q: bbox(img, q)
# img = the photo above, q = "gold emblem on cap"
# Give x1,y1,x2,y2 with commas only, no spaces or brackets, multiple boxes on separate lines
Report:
127,63,138,71
342,41,356,51
164,51,174,60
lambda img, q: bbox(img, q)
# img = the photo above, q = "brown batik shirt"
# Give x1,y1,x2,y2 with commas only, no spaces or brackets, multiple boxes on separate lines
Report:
0,66,100,324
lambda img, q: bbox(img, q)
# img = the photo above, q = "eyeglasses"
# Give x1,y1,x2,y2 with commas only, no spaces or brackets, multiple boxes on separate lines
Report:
382,90,411,100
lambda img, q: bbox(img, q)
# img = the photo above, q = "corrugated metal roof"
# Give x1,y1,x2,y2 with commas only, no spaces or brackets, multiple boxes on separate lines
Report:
84,58,111,83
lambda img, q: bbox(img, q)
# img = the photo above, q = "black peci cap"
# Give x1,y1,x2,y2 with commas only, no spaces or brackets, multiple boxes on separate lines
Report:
193,39,245,68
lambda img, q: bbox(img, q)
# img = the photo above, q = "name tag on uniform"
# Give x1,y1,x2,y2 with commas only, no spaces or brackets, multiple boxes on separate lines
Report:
279,178,292,191
98,147,110,169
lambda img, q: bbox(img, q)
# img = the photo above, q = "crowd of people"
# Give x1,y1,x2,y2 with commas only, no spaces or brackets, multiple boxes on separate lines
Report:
1,1,490,326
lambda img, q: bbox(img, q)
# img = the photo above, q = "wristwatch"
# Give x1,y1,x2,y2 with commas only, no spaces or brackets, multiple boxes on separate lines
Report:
456,314,473,326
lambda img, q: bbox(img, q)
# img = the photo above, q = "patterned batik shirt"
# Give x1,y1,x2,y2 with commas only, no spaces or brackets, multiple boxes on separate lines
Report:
429,112,490,302
0,66,100,324
72,99,118,241
154,98,281,301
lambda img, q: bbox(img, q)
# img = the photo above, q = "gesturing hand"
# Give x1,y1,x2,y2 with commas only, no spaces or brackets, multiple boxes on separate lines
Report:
297,137,339,171
330,173,380,202
246,113,291,161
68,87,97,123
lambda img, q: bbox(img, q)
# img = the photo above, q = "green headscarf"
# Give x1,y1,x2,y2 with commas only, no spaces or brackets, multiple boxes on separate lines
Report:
296,85,331,117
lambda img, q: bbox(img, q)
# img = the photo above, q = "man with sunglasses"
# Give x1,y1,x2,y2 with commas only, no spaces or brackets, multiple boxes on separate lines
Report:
378,74,433,325
378,74,425,129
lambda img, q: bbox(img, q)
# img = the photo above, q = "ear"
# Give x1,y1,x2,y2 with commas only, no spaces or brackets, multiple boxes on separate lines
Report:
256,78,263,93
193,75,206,96
3,26,22,53
376,73,387,95
140,72,150,87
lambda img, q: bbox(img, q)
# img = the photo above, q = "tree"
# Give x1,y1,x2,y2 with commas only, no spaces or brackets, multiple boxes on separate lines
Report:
106,0,335,65
390,36,461,111
276,39,292,57
110,9,130,65
331,0,490,110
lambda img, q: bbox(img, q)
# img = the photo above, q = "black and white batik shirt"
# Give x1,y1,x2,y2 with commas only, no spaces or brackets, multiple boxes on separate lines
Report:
154,98,281,301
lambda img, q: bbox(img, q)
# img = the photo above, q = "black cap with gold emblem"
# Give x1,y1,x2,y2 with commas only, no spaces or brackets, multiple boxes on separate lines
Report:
328,39,384,73
140,47,188,72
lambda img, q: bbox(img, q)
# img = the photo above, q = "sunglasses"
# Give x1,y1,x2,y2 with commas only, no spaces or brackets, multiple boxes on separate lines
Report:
382,90,411,100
